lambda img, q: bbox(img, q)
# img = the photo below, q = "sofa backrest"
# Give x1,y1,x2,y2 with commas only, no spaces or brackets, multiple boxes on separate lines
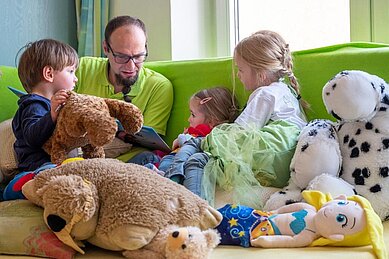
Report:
146,42,389,144
1,42,389,145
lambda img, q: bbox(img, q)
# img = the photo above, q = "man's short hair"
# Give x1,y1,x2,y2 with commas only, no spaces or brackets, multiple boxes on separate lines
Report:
18,39,78,92
104,15,147,43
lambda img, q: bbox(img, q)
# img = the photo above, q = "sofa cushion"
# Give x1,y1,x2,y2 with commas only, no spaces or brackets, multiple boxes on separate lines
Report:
0,199,76,258
0,66,23,123
0,119,18,182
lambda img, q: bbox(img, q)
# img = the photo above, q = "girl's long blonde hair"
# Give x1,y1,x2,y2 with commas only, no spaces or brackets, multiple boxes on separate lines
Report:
234,30,309,109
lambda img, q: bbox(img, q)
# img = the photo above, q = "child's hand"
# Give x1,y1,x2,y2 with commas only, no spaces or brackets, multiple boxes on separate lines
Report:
172,138,179,150
51,90,70,122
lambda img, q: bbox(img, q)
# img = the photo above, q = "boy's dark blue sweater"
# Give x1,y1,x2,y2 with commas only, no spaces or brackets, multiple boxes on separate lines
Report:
12,94,55,171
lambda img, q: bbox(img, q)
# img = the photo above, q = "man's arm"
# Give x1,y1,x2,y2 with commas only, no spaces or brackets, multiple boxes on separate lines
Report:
141,79,173,136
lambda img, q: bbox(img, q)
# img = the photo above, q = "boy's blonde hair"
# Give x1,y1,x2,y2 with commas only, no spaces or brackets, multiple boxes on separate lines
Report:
191,86,239,126
234,30,308,108
18,39,79,93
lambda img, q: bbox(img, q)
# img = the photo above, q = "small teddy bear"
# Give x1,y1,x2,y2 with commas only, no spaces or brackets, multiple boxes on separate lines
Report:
123,225,220,259
322,70,389,221
43,91,143,164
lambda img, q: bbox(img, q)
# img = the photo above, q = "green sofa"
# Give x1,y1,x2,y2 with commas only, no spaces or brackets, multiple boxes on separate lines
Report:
0,42,389,258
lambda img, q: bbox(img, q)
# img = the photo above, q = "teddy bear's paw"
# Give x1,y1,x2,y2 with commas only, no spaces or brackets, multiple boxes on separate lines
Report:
108,224,159,250
198,206,223,230
263,183,302,211
81,144,105,159
306,174,355,197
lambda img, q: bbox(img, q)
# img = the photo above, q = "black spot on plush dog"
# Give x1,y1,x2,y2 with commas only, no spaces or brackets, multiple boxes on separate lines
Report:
360,142,370,153
370,184,382,193
301,143,309,152
343,135,349,144
379,167,389,177
350,147,359,158
365,122,373,130
382,139,389,149
348,139,356,148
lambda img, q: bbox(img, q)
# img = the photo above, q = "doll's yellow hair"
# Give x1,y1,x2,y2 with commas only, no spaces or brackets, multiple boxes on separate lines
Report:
302,190,387,259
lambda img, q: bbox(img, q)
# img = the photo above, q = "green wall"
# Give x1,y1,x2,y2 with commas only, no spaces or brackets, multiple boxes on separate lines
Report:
0,0,77,66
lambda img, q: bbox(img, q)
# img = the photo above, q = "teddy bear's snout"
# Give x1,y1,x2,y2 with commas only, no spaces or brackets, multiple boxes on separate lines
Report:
47,214,67,232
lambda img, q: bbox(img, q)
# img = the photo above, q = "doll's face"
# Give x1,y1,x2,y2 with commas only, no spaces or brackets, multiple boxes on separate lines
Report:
314,199,366,240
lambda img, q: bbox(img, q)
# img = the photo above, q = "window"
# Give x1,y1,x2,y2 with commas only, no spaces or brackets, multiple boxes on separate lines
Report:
231,0,350,52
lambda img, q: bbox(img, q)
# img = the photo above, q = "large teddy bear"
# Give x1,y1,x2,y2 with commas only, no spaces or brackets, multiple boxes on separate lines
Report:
21,158,222,257
322,70,389,221
43,91,143,164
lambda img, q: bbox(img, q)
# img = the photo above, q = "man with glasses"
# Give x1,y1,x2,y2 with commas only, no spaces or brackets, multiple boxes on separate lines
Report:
74,15,173,164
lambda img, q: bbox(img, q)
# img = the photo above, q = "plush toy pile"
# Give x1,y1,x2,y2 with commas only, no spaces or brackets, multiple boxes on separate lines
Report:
21,158,222,257
43,91,143,164
265,70,389,222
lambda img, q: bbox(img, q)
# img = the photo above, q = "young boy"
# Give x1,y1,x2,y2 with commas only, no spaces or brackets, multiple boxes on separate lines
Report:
3,39,78,200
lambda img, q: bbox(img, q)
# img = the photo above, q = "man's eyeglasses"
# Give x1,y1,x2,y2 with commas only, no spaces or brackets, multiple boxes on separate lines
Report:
106,41,148,65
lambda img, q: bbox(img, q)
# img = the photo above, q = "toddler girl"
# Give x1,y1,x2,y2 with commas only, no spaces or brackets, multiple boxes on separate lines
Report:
146,87,239,196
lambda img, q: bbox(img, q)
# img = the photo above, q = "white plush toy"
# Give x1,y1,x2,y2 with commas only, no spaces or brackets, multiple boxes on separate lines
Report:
264,119,355,211
322,70,389,221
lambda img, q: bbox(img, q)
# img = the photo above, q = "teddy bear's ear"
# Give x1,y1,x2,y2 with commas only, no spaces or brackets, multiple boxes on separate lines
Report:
203,229,221,249
38,175,98,254
38,175,98,222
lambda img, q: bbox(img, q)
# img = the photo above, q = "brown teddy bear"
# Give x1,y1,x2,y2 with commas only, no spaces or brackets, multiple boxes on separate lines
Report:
123,225,220,259
21,158,222,256
43,91,143,164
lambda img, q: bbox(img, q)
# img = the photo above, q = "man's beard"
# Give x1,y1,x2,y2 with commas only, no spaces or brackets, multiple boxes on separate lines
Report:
115,72,139,95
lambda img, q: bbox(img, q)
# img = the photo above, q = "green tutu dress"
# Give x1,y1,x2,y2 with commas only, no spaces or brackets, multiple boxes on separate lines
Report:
201,120,300,208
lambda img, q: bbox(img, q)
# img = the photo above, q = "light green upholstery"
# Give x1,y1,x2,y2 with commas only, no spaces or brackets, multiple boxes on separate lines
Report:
2,42,389,146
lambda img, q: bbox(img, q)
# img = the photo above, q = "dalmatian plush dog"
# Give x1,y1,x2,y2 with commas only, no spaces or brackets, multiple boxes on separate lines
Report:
264,119,355,211
322,70,389,221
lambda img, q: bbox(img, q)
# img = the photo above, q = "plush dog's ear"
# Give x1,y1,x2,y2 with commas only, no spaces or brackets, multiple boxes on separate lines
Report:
103,98,143,134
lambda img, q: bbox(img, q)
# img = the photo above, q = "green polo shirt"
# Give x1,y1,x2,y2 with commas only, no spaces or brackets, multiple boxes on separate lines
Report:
75,56,173,161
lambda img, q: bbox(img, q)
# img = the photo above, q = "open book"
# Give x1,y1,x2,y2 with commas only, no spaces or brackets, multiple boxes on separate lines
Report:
7,86,172,153
126,126,171,153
